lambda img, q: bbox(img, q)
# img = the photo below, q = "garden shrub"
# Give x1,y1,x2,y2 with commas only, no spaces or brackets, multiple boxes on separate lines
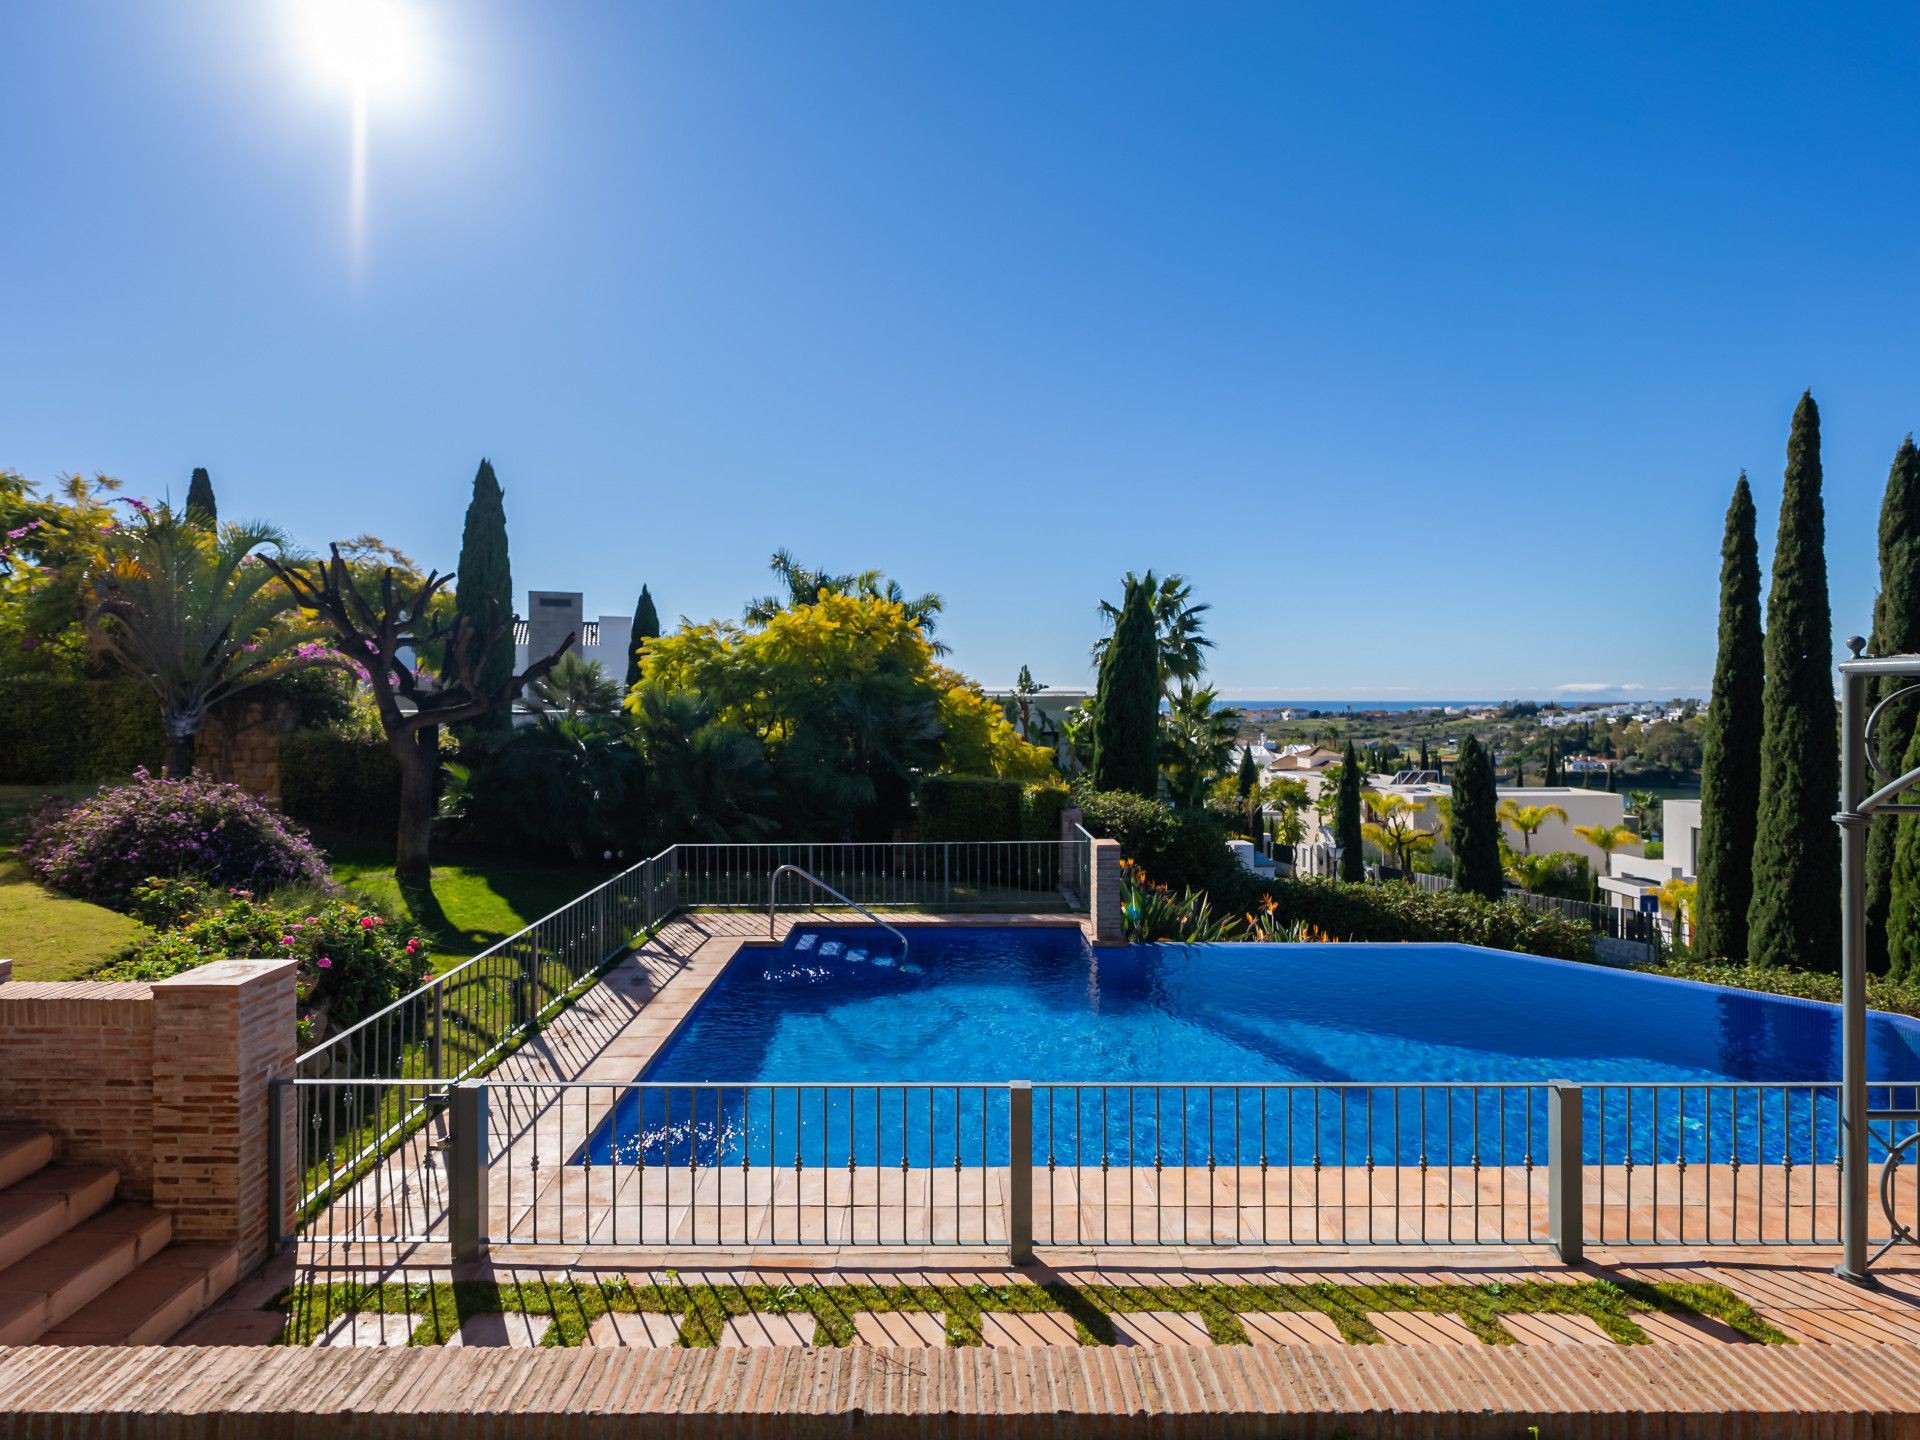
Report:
0,678,164,783
99,887,429,1035
1253,875,1594,962
1019,783,1071,842
919,775,1022,841
21,770,333,910
1074,788,1236,892
280,732,402,837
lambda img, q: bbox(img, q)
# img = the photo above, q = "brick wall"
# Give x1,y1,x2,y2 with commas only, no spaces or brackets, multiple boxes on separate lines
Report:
0,981,157,1197
151,960,297,1267
0,960,297,1268
194,695,298,804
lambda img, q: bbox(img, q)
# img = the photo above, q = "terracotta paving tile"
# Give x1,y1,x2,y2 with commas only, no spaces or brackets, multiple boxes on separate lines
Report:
716,1312,818,1347
1635,1310,1750,1344
313,1312,419,1348
1109,1310,1214,1346
1367,1311,1479,1345
1240,1311,1344,1344
852,1310,945,1346
586,1311,685,1347
1498,1312,1614,1345
979,1311,1079,1347
448,1312,554,1347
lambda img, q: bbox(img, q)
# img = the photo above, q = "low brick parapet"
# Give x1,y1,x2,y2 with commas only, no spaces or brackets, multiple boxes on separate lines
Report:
5,1341,1920,1437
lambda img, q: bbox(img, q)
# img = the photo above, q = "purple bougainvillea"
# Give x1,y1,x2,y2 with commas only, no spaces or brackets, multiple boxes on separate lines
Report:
21,769,333,910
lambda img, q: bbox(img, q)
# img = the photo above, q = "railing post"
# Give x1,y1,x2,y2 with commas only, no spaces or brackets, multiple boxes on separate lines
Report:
431,986,444,1079
1548,1080,1583,1265
449,1081,489,1262
1008,1081,1034,1265
267,1078,290,1250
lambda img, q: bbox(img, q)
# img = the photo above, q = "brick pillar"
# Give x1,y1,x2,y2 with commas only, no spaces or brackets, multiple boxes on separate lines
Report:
1088,837,1124,943
150,959,298,1271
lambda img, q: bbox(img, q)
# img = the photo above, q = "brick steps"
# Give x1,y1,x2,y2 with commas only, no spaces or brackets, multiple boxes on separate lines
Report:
0,1121,238,1346
41,1242,241,1346
0,1125,54,1191
0,1165,119,1270
0,1205,172,1343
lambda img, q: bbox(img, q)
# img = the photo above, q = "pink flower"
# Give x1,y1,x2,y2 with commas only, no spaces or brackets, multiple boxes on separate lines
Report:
404,940,420,954
305,916,318,925
317,957,332,968
359,916,376,929
280,935,295,947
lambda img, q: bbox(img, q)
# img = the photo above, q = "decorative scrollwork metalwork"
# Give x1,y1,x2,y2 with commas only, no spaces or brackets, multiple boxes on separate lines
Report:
1863,682,1920,786
1879,1131,1920,1250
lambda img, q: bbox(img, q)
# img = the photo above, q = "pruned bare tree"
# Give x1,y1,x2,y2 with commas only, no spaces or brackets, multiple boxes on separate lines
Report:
265,546,573,886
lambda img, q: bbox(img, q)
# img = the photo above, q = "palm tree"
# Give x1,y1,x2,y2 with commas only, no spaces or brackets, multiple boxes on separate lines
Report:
90,503,319,777
1625,789,1661,838
1657,876,1697,947
1159,683,1240,807
531,653,622,718
1012,664,1046,740
1364,809,1435,875
745,550,947,652
1496,799,1568,853
1572,821,1639,900
1093,571,1213,694
1505,849,1577,894
629,683,779,843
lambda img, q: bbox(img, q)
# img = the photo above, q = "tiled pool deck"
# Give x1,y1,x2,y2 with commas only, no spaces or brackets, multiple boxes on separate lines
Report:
299,911,1911,1262
55,914,1920,1433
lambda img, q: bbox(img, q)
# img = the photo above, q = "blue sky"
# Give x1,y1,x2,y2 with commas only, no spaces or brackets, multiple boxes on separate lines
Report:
3,3,1916,700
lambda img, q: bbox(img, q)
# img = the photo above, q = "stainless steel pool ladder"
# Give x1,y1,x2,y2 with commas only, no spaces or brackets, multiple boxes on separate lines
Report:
767,863,910,959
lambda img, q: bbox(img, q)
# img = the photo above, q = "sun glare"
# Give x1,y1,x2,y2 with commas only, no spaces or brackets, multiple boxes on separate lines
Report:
301,0,424,100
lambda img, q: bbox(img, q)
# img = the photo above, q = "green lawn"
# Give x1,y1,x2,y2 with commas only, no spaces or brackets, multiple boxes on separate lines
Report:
0,783,142,982
0,783,604,983
324,839,606,975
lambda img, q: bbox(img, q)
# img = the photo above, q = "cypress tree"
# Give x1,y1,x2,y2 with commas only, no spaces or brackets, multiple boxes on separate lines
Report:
1090,577,1160,798
1866,437,1920,971
626,584,661,691
184,467,217,526
453,459,517,737
1418,737,1430,772
1889,723,1920,980
1450,735,1503,900
1747,393,1842,970
1694,475,1765,964
1335,740,1364,882
1236,746,1260,838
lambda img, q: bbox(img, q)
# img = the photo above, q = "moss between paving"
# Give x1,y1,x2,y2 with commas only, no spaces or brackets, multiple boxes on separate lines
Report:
272,1275,1787,1349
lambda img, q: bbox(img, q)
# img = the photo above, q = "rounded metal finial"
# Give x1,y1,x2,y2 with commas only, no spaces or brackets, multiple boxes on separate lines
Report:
1848,636,1868,659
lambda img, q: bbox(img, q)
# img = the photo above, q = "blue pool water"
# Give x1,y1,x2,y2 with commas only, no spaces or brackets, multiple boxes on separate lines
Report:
577,926,1920,1171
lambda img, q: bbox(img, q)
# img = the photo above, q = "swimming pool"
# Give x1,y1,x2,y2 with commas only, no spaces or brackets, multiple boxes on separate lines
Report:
576,925,1920,1171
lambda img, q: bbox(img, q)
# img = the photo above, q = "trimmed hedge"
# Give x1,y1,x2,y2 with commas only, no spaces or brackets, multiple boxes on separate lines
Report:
1020,784,1071,842
1074,788,1236,892
1257,875,1594,962
919,776,1021,842
280,732,402,837
0,678,164,783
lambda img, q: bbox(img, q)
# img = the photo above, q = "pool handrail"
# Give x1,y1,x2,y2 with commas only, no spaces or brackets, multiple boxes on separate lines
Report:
768,863,911,959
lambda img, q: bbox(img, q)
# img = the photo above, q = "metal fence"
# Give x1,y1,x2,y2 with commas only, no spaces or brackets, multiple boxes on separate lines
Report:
1065,824,1093,910
1510,890,1662,948
288,1076,1920,1258
674,841,1076,914
283,840,1089,1232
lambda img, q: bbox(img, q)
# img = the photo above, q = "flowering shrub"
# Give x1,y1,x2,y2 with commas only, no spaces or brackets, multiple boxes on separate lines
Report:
20,770,332,910
1118,858,1312,942
98,888,429,1034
